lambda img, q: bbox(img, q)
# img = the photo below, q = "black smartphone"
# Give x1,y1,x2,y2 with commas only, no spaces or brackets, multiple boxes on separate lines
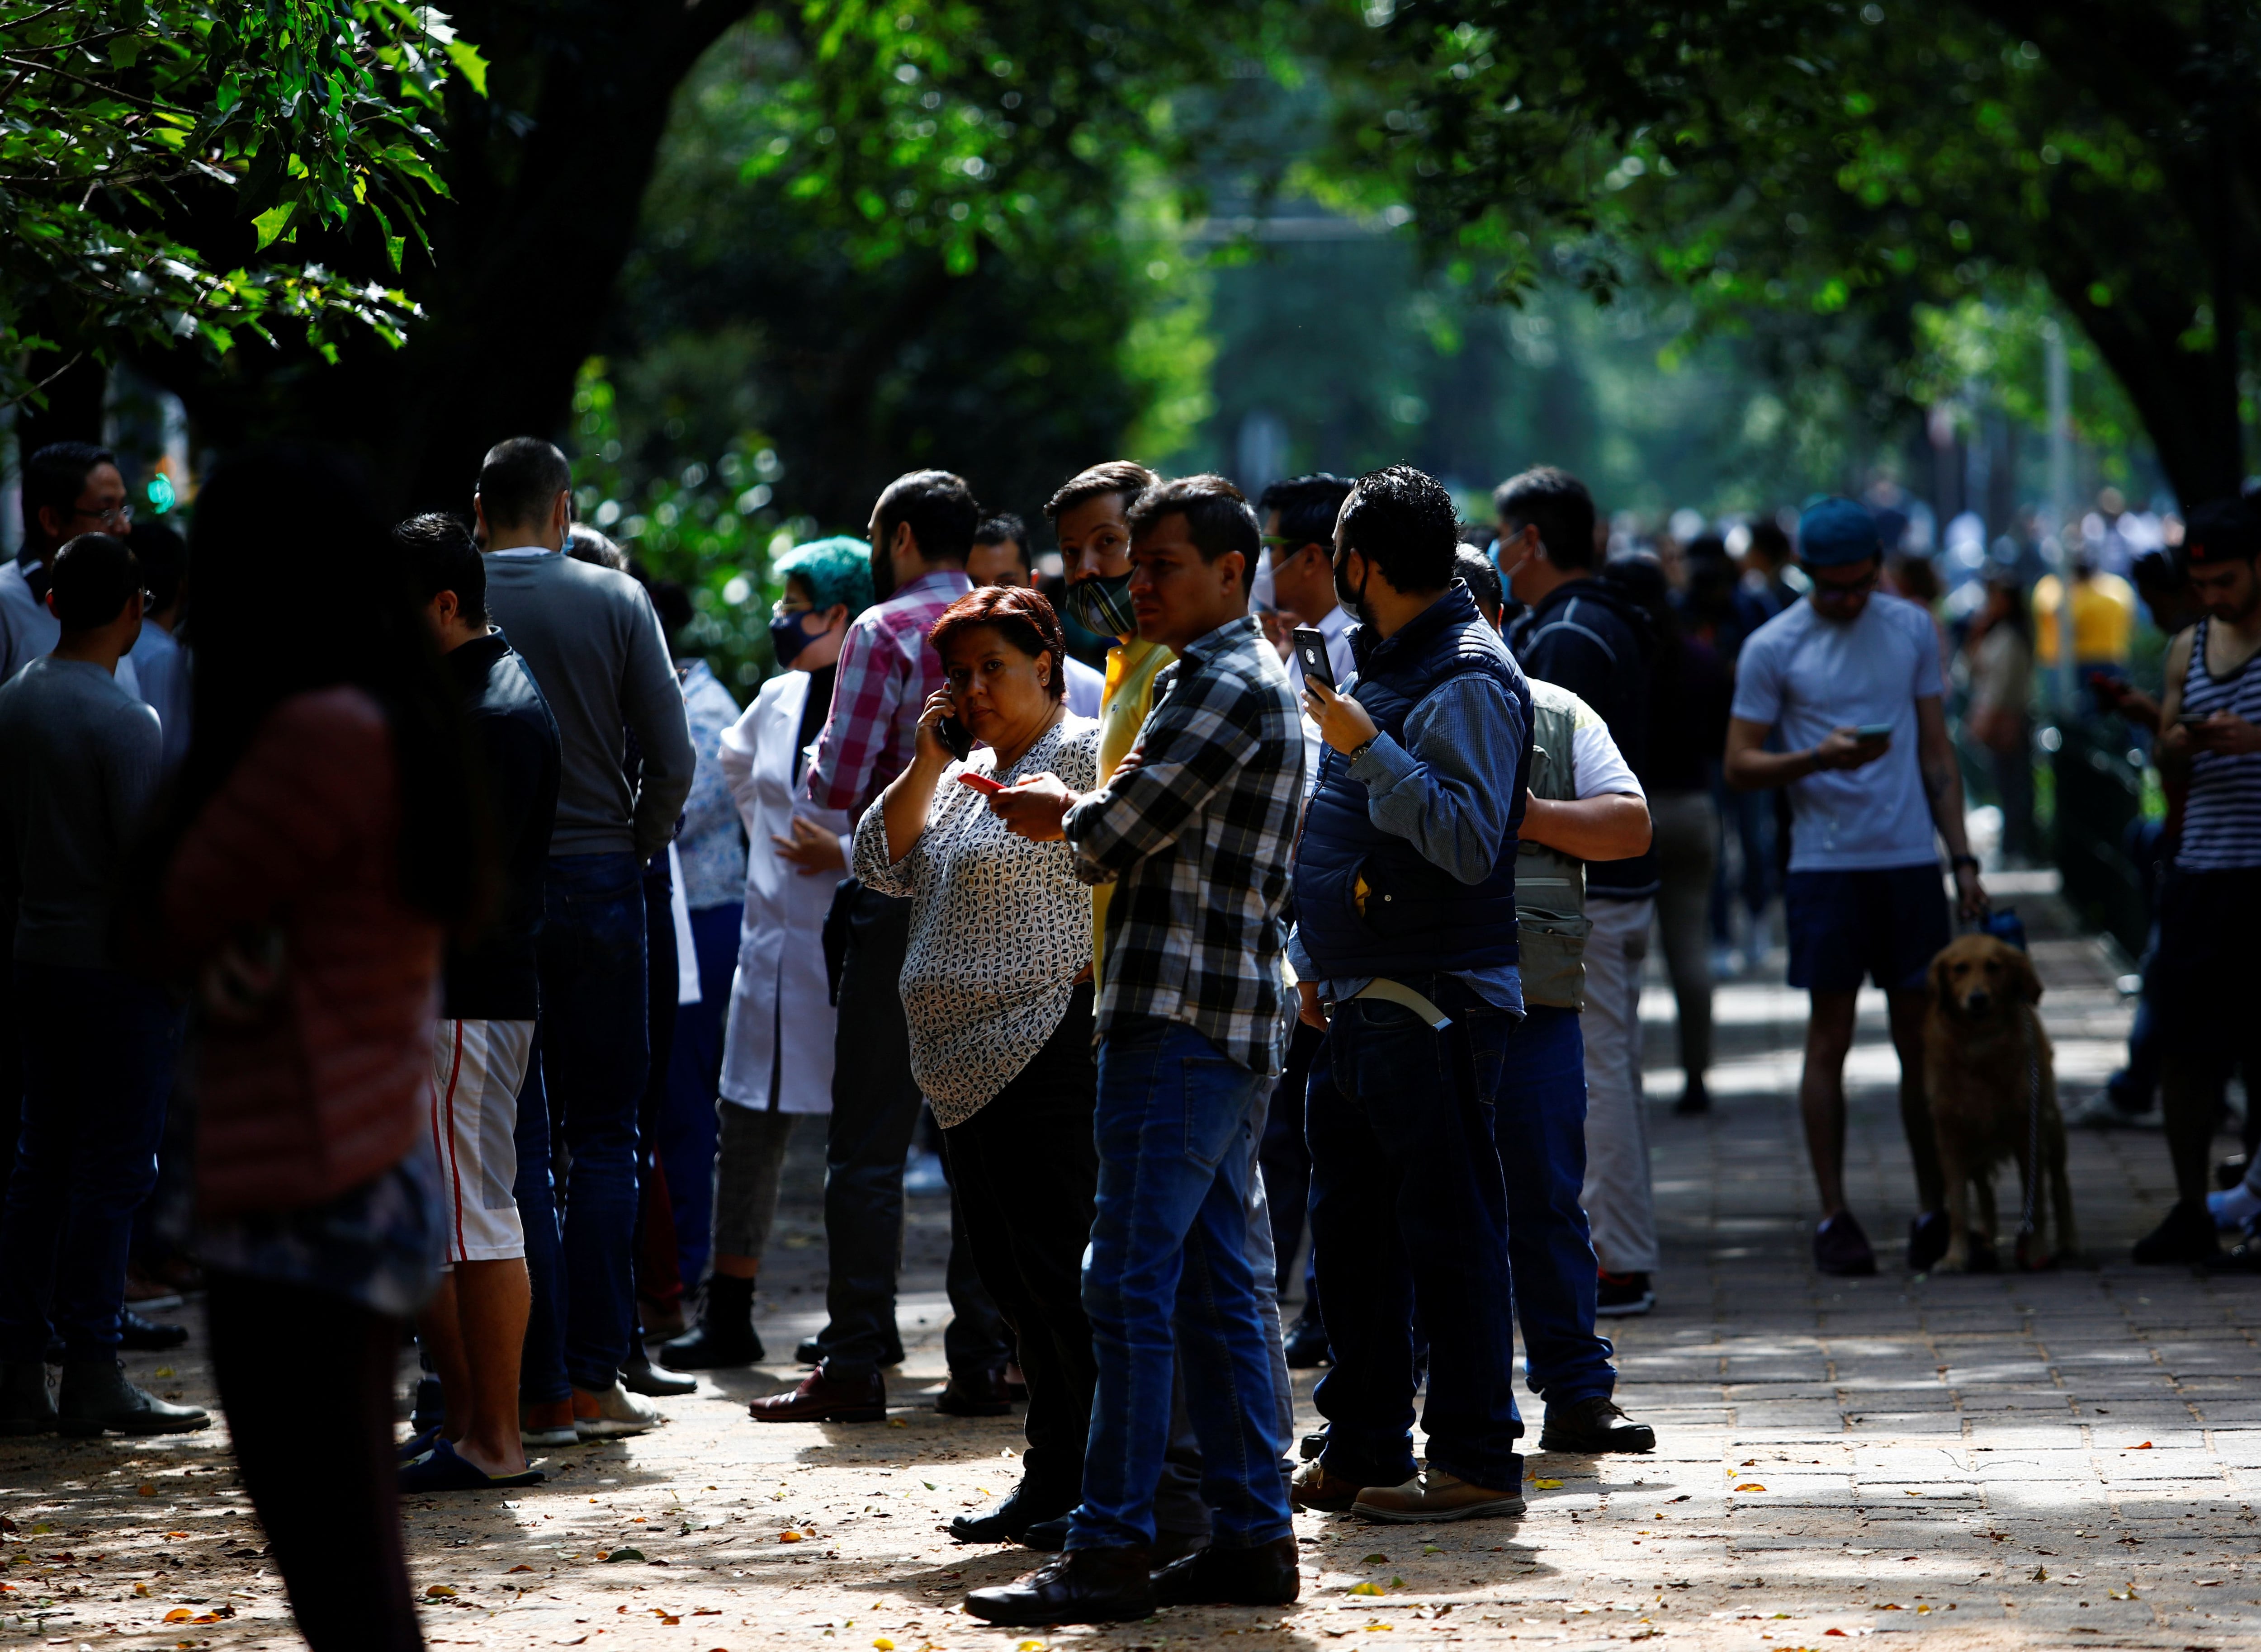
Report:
937,714,973,761
1291,627,1337,695
2176,712,2212,729
1853,722,1894,743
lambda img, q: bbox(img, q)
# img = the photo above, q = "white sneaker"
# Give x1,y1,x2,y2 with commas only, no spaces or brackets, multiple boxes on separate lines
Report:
574,1381,660,1440
522,1421,579,1448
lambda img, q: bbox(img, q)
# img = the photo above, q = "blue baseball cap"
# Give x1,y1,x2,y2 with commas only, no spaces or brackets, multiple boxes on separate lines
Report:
1797,497,1884,567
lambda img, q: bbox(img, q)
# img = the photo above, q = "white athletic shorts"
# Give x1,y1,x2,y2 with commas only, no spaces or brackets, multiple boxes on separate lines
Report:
429,1018,533,1264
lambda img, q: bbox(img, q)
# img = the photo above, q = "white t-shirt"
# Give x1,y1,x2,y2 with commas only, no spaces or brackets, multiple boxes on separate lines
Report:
1568,704,1641,801
1731,591,1942,872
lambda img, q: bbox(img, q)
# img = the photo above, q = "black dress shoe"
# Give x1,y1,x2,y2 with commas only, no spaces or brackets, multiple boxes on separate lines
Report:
1281,1315,1332,1369
1538,1395,1656,1454
621,1352,698,1397
1021,1514,1069,1552
1672,1076,1710,1115
795,1334,906,1369
936,1367,1013,1417
949,1486,1070,1543
965,1545,1155,1626
1151,1535,1300,1606
119,1309,188,1352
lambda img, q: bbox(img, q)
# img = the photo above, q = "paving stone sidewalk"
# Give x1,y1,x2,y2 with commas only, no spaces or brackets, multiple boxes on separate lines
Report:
2,892,2255,1652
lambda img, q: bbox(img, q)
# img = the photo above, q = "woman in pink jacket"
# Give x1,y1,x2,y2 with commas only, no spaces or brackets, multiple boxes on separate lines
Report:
150,448,489,1652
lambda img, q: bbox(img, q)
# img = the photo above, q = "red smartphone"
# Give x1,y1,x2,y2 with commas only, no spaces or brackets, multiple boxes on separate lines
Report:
955,772,1005,796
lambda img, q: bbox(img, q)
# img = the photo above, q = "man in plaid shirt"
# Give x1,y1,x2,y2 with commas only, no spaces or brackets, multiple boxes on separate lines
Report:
973,476,1305,1624
748,471,979,1426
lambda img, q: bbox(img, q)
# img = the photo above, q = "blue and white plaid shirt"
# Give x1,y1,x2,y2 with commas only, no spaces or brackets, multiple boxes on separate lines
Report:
1062,615,1304,1075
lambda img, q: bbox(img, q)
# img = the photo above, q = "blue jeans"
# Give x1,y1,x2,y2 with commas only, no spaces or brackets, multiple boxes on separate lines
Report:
537,853,648,1393
1491,1005,1614,1408
0,965,179,1362
1069,1017,1292,1553
513,1026,569,1407
1307,977,1522,1492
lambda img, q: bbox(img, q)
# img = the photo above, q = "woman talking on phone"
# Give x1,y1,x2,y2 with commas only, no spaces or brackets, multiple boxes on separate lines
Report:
851,585,1100,1545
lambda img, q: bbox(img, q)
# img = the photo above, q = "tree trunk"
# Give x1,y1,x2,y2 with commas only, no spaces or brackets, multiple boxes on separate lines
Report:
143,0,756,517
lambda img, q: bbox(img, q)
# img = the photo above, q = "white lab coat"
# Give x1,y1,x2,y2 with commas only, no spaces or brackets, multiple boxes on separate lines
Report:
714,670,850,1114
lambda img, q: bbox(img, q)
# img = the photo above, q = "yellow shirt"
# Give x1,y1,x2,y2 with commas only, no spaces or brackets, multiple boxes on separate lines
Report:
1090,636,1174,987
2032,571,2136,668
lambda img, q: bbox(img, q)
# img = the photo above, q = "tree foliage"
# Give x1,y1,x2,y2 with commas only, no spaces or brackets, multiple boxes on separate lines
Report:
1338,0,2257,503
0,0,482,408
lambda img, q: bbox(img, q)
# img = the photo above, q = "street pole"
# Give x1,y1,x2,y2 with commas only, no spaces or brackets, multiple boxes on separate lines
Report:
2047,320,2075,717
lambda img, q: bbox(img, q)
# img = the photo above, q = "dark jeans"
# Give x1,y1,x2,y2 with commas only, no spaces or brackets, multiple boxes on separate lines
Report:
634,861,683,1323
0,964,178,1363
661,902,741,1289
1069,1017,1291,1553
211,1274,420,1652
1256,1020,1325,1328
941,985,1099,1512
537,852,648,1393
820,883,925,1378
1308,977,1522,1492
1492,1005,1614,1408
513,1026,569,1407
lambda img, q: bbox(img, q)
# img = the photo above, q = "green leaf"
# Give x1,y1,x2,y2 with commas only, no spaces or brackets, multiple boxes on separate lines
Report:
252,204,295,250
444,39,489,99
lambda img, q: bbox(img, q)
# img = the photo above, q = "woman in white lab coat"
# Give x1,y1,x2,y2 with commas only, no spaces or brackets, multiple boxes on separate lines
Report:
657,537,872,1370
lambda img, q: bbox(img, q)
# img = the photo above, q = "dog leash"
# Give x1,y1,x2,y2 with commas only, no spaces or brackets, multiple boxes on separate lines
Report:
2019,1016,2042,1241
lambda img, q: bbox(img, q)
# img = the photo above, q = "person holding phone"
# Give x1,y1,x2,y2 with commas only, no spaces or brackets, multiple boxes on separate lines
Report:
848,585,1101,1542
2134,499,2261,1265
1723,497,1986,1279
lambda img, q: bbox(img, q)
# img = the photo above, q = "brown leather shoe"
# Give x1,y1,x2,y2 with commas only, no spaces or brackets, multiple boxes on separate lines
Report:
1289,1457,1371,1513
965,1545,1155,1626
1352,1468,1525,1524
747,1364,886,1424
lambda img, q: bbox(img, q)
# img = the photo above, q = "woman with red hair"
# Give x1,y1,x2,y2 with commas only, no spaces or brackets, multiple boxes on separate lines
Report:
851,585,1099,1547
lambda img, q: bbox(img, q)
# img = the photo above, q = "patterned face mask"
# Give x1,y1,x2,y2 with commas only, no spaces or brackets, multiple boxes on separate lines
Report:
1065,570,1137,639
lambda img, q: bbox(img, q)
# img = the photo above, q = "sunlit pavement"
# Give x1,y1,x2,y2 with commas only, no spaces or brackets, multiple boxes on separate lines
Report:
4,887,2256,1650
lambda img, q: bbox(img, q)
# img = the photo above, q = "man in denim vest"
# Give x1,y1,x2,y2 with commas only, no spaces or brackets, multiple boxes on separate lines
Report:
1287,465,1533,1523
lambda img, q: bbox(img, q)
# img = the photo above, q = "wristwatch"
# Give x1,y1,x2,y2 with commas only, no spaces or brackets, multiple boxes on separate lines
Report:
1950,853,1980,873
1346,735,1379,767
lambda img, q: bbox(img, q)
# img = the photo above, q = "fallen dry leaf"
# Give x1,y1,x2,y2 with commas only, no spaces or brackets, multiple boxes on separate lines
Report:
1736,1484,1767,1493
426,1584,458,1598
164,1608,191,1622
137,1484,157,1497
1531,1478,1564,1490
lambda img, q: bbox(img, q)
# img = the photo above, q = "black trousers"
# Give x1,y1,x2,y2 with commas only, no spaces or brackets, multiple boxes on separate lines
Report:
210,1273,421,1652
941,985,1099,1512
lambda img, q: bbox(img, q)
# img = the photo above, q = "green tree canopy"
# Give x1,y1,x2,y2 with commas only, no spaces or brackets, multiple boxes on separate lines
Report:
1,0,482,409
1335,0,2256,504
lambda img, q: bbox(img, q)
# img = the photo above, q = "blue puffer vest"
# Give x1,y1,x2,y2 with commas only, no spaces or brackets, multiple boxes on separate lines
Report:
1293,582,1533,979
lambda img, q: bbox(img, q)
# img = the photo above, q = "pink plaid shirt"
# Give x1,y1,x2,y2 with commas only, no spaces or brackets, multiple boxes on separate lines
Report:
803,568,972,816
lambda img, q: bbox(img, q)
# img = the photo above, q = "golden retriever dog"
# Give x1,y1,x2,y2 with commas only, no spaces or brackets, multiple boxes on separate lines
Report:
1922,933,2075,1272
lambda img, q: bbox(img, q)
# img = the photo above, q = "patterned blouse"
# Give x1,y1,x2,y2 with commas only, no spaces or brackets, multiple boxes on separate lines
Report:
851,714,1098,1124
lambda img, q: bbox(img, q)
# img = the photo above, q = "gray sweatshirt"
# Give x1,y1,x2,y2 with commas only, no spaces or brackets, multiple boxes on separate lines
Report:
482,549,695,862
0,655,162,967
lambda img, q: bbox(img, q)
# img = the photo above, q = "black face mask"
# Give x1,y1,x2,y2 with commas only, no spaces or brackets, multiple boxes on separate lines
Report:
770,609,825,668
869,534,896,603
1332,546,1370,625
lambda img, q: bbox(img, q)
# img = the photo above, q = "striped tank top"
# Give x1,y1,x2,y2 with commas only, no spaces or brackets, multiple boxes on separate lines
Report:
2177,616,2261,872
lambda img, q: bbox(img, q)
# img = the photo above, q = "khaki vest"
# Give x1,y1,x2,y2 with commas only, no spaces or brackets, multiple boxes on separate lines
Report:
1517,681,1592,1010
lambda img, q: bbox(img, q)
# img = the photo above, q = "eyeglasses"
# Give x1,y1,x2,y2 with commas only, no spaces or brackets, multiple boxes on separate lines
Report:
71,500,132,528
1811,570,1879,600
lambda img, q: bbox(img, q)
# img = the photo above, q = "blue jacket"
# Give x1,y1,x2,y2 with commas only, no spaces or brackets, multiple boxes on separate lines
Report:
1293,584,1533,980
